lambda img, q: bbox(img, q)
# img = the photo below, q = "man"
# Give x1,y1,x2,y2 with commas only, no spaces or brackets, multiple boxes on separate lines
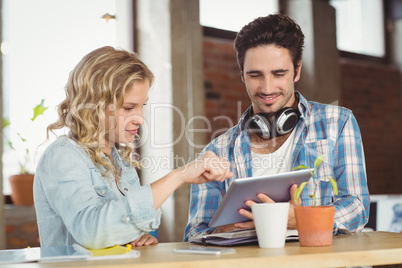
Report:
184,14,370,241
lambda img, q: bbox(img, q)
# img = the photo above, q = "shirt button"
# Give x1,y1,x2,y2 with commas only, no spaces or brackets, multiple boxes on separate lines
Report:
101,190,106,195
125,217,131,222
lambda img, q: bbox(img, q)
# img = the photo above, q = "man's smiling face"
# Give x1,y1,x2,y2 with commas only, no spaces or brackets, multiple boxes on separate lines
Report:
242,45,301,121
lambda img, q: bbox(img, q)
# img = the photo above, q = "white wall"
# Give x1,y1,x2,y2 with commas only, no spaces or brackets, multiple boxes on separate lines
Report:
1,0,133,194
136,0,175,242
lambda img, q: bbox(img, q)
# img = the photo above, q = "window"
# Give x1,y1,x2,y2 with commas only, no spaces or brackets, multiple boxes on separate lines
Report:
2,0,132,194
329,0,385,58
199,0,279,32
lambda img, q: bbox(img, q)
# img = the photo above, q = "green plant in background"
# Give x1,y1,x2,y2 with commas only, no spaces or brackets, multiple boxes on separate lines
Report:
293,154,338,207
3,99,48,174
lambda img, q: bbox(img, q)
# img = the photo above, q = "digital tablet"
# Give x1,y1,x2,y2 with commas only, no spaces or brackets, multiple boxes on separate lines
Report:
208,169,313,228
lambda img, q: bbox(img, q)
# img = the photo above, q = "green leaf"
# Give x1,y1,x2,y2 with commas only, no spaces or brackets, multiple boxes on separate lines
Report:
19,163,28,175
313,154,326,176
3,118,10,128
293,165,310,170
292,164,314,176
328,177,338,195
314,154,326,169
17,133,27,142
7,140,14,150
293,181,308,206
31,99,48,121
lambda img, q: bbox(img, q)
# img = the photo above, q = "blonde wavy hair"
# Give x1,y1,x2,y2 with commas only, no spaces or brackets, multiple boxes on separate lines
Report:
47,46,154,178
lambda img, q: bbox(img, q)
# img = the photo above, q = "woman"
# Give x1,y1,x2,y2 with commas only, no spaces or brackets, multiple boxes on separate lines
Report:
33,46,232,249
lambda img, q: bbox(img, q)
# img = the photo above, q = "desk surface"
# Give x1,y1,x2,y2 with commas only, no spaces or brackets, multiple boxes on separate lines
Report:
5,231,402,268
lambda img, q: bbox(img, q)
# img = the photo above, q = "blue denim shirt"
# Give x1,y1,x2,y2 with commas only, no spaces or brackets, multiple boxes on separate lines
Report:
34,135,161,249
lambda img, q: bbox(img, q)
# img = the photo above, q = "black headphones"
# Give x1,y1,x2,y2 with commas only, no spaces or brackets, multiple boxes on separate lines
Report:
248,107,300,139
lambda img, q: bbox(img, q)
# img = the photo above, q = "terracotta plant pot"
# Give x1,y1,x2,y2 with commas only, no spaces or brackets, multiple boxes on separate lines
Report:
294,206,335,247
9,174,35,205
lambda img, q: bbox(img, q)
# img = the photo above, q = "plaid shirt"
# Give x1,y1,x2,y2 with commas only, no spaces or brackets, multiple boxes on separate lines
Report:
184,91,370,241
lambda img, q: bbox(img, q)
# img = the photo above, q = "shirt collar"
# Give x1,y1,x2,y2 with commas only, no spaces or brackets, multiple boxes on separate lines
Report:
295,91,310,118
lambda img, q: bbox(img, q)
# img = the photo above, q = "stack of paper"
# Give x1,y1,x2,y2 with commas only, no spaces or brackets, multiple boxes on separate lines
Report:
0,244,140,265
189,229,298,246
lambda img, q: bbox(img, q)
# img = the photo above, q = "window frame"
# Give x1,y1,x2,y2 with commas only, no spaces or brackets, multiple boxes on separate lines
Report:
334,0,391,64
202,1,391,65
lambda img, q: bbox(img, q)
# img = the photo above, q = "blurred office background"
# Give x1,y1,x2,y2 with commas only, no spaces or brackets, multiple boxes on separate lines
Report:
0,0,401,248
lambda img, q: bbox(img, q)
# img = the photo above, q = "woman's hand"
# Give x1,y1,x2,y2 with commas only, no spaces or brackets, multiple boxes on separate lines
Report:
179,151,233,185
150,151,233,210
130,233,158,247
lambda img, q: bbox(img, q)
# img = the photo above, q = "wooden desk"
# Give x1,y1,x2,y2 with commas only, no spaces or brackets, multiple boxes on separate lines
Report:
6,231,402,268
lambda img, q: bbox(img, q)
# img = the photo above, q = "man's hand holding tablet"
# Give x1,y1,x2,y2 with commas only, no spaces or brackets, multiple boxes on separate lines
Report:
209,169,313,233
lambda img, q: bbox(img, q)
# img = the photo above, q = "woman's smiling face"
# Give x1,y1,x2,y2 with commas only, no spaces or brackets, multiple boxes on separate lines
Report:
103,79,149,154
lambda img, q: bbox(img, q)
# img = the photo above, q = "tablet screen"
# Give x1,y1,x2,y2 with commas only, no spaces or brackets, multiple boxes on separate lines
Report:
208,169,313,227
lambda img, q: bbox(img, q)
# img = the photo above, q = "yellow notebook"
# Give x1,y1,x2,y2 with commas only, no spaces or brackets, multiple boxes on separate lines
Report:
87,244,132,256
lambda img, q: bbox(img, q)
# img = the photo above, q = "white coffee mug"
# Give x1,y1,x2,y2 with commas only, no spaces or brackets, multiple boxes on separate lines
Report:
251,202,290,248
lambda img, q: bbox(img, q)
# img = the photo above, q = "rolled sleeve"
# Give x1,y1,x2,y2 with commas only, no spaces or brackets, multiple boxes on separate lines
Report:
124,183,162,232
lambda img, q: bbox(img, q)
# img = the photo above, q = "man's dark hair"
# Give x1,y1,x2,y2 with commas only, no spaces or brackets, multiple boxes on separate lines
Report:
234,14,305,77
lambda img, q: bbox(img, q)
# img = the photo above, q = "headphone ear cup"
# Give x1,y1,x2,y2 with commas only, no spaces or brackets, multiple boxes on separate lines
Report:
274,107,300,135
249,113,272,139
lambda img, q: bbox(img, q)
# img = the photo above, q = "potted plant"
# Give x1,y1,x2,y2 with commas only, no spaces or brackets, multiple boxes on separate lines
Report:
292,154,338,247
3,99,48,205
